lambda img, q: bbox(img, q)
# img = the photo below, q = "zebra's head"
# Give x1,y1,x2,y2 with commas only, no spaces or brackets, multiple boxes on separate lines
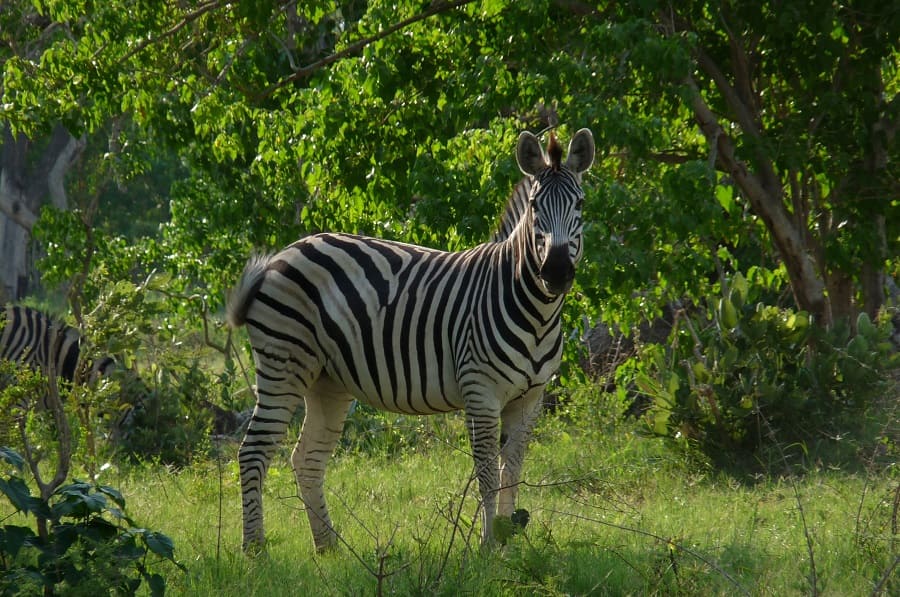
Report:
516,128,595,296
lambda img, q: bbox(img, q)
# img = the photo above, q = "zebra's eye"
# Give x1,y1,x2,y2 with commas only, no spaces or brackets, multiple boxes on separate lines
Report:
574,198,584,210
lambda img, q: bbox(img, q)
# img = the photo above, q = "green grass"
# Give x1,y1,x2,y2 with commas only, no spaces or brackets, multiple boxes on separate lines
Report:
76,410,896,597
2,393,896,596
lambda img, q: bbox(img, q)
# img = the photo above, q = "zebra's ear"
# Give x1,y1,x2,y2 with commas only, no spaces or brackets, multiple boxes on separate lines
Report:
565,128,595,174
516,131,548,176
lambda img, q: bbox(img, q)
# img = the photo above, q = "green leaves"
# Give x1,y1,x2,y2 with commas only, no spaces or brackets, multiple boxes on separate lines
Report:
630,269,898,468
0,446,25,470
0,452,184,595
0,476,33,514
2,0,897,399
53,482,115,519
142,530,177,560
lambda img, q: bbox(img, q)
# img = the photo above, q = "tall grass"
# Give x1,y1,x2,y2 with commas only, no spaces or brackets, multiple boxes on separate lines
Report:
88,388,898,596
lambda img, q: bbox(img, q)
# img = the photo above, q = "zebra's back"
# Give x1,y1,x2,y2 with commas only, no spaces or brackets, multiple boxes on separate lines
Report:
232,232,511,414
0,305,82,381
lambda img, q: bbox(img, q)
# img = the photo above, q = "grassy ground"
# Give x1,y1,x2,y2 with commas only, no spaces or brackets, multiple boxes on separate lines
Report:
84,407,898,597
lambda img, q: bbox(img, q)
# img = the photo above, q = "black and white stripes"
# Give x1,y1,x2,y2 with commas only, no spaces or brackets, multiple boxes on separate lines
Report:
0,304,115,386
228,129,595,552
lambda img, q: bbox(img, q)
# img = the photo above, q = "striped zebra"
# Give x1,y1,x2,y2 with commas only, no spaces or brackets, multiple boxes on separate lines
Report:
0,304,115,389
491,176,533,242
227,128,595,552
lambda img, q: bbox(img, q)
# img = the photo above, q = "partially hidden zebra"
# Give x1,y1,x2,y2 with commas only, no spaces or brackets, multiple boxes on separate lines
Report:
227,128,595,552
0,305,116,387
0,305,118,422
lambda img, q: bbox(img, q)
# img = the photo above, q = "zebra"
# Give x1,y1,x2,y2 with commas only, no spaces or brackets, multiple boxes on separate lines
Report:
227,128,595,553
0,304,116,388
491,176,533,242
0,304,151,451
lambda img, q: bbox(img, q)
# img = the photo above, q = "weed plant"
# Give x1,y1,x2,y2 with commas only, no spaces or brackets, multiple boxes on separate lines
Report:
626,274,899,473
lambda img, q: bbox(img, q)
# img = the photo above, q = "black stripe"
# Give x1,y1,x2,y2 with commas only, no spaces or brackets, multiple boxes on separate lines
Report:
286,245,377,394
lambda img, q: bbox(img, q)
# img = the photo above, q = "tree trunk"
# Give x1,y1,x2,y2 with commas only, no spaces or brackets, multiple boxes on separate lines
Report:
684,78,830,325
0,216,29,302
0,124,84,301
826,270,855,326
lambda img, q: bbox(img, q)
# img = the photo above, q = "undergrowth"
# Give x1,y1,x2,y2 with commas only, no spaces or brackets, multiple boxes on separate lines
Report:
80,380,900,596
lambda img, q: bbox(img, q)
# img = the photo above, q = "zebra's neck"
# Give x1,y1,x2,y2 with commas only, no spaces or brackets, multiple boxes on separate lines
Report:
499,213,566,326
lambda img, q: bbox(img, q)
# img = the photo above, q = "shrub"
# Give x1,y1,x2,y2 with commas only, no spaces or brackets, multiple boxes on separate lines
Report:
112,362,214,467
631,274,899,470
339,402,467,458
0,447,183,596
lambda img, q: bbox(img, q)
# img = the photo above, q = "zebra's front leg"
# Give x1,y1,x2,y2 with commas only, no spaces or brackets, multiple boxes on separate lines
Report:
464,400,501,547
499,388,543,518
291,392,353,553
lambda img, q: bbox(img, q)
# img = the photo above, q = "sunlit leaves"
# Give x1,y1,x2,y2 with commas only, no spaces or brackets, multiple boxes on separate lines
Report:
3,0,896,341
0,455,184,595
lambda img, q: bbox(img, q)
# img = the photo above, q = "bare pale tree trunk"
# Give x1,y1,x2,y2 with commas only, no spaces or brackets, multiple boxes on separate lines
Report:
0,216,29,302
0,124,84,301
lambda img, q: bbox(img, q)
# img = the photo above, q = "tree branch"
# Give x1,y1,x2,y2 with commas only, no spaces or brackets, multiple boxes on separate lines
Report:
114,0,223,64
257,0,479,100
551,0,604,18
694,47,781,196
45,132,85,211
663,6,781,197
684,76,827,320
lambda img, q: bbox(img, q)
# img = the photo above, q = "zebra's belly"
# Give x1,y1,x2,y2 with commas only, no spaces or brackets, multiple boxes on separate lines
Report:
317,347,556,417
320,358,466,415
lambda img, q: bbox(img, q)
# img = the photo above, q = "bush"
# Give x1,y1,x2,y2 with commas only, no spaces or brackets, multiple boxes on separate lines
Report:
112,362,215,467
630,274,899,470
339,402,467,457
0,447,183,596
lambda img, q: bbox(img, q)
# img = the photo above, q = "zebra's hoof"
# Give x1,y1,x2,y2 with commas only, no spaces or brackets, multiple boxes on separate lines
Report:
313,532,340,555
242,540,267,557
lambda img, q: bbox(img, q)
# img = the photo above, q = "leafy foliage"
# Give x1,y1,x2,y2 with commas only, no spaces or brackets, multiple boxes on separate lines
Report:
112,362,215,467
633,274,900,469
0,448,183,596
1,0,898,476
339,402,467,458
4,0,898,325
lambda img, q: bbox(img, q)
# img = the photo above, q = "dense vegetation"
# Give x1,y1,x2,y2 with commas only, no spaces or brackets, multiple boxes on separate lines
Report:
0,0,897,594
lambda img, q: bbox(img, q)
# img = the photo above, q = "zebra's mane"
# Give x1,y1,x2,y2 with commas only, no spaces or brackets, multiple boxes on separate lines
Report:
492,134,563,242
490,178,533,243
547,133,562,170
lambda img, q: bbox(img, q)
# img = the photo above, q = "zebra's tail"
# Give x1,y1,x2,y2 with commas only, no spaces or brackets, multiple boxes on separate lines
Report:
226,253,273,328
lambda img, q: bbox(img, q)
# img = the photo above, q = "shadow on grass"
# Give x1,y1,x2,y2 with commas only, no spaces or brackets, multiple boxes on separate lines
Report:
168,530,766,596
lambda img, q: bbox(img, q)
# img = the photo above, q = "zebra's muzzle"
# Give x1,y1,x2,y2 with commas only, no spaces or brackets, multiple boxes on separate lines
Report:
539,247,575,295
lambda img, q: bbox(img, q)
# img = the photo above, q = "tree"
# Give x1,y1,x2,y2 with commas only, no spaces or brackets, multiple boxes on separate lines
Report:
0,2,98,302
1,0,896,332
659,1,899,325
0,123,84,301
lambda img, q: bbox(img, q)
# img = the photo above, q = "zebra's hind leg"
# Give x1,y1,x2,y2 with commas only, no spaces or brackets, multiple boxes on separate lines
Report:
290,385,353,553
498,388,543,519
239,379,304,553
